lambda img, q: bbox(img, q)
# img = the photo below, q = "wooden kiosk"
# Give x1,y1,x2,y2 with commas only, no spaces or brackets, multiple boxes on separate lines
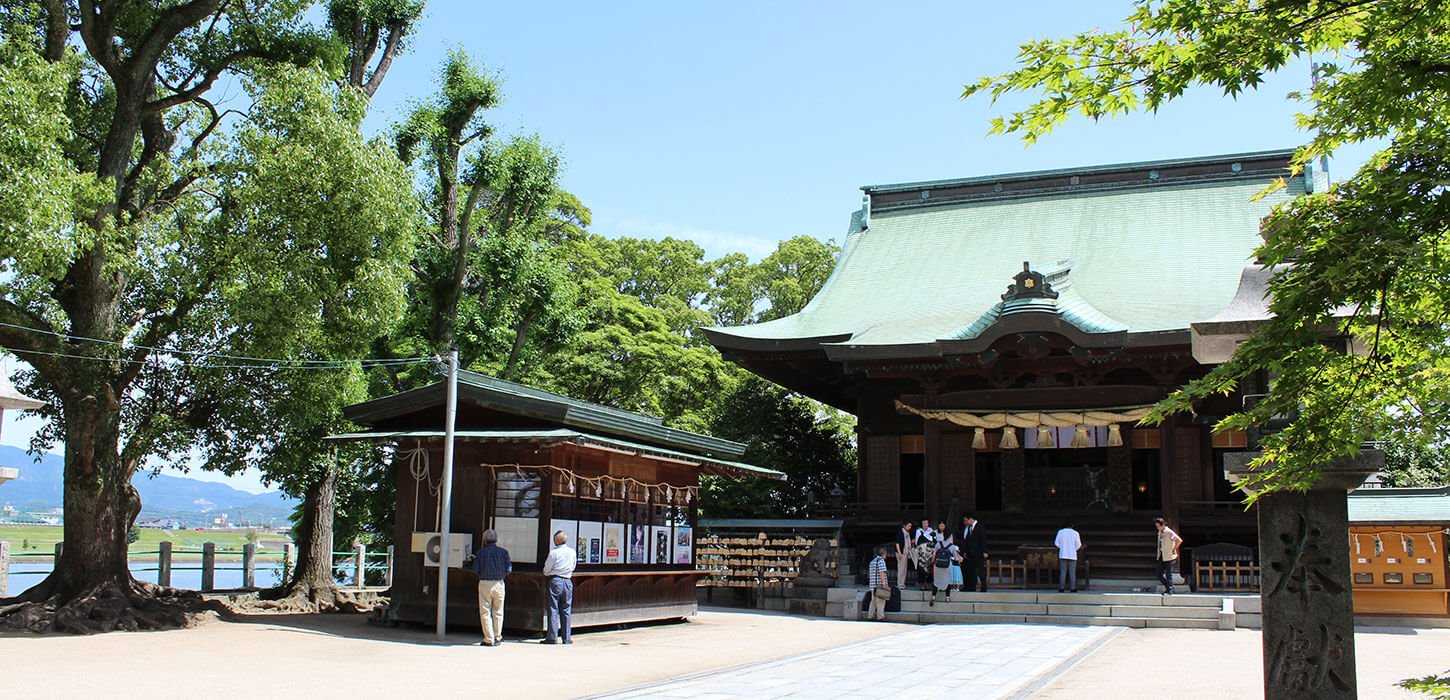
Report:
331,371,782,631
1348,485,1450,617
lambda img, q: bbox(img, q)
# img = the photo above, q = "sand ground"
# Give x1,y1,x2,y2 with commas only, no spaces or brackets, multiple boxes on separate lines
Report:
1035,624,1450,700
0,608,911,700
1,608,1447,699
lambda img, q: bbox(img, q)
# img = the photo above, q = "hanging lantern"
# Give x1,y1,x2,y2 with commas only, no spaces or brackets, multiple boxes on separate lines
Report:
999,427,1019,449
1037,425,1055,448
1373,534,1384,557
972,428,986,450
1106,424,1123,447
1069,425,1091,448
1403,534,1414,557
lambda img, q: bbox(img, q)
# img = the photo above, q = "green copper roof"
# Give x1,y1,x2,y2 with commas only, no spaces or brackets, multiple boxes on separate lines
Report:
954,261,1127,340
707,154,1304,355
1348,486,1450,523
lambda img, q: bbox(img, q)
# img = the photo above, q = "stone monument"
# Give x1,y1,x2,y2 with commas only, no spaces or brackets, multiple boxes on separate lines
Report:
1226,450,1382,700
789,537,837,615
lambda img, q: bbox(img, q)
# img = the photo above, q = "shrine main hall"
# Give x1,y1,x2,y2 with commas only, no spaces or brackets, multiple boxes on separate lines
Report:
705,149,1323,579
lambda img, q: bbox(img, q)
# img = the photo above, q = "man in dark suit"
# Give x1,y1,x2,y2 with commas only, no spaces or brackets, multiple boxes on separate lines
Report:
961,514,988,592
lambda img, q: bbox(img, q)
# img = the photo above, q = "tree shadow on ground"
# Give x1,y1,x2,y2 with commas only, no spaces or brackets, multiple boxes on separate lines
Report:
221,610,697,646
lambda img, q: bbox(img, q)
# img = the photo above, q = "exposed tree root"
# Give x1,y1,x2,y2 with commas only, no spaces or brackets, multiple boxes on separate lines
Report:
245,581,385,614
0,577,231,634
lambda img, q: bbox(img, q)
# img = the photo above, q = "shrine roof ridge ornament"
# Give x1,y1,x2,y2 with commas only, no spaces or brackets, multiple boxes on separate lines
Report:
1002,261,1059,302
860,148,1299,215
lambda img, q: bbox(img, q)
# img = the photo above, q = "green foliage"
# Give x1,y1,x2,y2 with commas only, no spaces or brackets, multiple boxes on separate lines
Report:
708,235,839,326
1400,672,1450,699
327,0,424,38
702,375,856,518
0,47,103,280
1380,438,1450,488
968,0,1450,496
125,524,139,545
185,65,420,487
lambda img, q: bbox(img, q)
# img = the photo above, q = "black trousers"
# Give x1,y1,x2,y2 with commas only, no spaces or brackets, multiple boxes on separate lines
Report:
964,556,988,591
1156,558,1175,592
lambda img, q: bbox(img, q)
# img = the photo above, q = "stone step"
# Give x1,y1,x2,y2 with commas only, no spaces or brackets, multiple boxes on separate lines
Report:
898,600,1221,620
897,590,1223,607
885,611,1221,630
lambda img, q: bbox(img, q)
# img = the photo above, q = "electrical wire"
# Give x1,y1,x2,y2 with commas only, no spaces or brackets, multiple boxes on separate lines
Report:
2,345,431,371
0,319,433,366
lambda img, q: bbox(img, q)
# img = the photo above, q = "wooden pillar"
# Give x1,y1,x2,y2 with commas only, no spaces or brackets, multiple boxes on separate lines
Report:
242,543,256,588
943,431,975,512
924,419,943,520
201,542,216,592
0,540,9,595
385,544,395,588
855,427,867,504
1107,444,1132,513
158,540,172,587
1002,448,1026,514
1159,423,1178,520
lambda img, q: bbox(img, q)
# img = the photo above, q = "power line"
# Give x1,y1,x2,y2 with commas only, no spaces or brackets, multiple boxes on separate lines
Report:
0,319,432,367
3,346,432,371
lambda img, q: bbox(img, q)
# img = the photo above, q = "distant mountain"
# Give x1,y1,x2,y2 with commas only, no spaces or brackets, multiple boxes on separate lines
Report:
0,445,297,525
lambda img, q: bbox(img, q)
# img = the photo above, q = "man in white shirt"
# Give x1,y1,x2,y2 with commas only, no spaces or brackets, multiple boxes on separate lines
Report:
541,529,577,644
1054,521,1084,592
1154,517,1183,595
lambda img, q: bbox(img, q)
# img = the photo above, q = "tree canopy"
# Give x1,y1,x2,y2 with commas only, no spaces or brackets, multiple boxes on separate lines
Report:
0,0,852,630
966,0,1450,495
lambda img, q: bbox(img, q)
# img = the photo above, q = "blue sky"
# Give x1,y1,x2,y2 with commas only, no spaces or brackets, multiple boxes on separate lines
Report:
1,1,1378,492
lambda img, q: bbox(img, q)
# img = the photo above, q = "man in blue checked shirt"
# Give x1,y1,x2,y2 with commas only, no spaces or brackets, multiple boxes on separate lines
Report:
470,529,512,646
867,546,890,621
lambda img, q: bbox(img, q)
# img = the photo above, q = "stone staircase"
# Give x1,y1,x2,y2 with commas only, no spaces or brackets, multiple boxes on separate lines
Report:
826,589,1245,630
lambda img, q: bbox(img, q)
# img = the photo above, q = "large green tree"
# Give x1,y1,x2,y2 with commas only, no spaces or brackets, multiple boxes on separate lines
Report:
197,66,421,609
702,375,856,518
388,50,582,375
0,1,341,632
965,0,1450,496
238,0,423,608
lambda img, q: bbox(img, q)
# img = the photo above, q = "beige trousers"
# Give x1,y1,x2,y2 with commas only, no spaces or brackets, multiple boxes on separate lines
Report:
477,579,506,644
896,554,908,588
869,592,888,620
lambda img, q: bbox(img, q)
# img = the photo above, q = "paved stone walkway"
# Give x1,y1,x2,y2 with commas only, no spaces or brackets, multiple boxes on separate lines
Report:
589,623,1119,700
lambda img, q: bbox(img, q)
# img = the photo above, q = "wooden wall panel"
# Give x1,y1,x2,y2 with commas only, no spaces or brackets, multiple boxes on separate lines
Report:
940,431,974,509
1173,426,1205,503
864,434,900,505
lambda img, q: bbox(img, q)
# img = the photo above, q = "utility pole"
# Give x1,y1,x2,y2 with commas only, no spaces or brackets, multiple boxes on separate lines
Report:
435,348,459,641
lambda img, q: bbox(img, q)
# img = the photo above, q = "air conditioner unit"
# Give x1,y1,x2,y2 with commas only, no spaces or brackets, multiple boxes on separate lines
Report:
411,531,472,568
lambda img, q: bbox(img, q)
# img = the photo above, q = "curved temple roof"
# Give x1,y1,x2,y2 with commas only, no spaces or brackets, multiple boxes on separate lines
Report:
705,150,1308,360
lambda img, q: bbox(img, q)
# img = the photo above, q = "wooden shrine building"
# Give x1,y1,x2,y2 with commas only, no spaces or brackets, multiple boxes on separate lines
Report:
330,371,782,630
704,150,1329,579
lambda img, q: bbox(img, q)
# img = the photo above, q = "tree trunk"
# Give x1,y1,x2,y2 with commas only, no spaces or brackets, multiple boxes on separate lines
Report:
502,309,537,379
54,394,132,597
0,372,221,633
273,462,340,609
